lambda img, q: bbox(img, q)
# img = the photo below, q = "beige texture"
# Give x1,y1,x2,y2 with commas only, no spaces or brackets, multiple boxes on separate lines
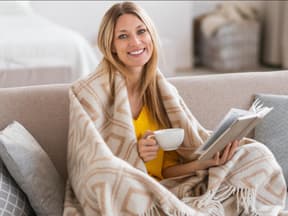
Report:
0,66,73,88
0,70,288,213
1,71,288,182
63,69,287,215
0,84,69,179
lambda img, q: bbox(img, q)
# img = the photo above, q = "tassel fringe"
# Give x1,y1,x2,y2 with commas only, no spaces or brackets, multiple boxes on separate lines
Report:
181,184,260,216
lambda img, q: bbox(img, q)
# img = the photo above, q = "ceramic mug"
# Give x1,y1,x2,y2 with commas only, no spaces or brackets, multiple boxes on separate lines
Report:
148,128,184,151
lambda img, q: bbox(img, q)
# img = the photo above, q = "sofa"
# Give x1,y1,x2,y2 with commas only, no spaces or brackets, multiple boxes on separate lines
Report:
0,70,287,213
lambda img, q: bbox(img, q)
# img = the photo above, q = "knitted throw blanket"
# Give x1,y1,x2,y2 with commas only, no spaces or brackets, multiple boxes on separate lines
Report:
63,69,287,216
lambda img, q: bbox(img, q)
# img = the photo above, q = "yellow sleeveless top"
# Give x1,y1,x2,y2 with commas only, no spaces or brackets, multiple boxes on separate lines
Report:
133,106,179,180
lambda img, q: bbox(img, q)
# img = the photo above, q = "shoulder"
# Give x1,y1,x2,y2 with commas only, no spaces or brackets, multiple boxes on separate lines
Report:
70,63,110,94
156,70,179,95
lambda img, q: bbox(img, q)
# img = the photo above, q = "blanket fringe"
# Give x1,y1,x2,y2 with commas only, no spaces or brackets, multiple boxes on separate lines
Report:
216,185,259,215
182,190,224,216
235,187,257,216
140,202,199,216
182,184,260,216
140,204,161,216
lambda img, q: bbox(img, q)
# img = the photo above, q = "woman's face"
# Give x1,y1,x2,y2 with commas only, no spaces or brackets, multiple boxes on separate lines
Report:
113,13,153,74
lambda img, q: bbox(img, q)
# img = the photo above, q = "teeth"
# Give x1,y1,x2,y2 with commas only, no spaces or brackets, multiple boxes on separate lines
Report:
129,49,144,55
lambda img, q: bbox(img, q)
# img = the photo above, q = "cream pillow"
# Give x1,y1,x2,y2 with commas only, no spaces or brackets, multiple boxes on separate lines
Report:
0,121,64,216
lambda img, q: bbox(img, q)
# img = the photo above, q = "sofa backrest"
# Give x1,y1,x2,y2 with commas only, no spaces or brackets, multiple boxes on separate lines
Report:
169,70,288,130
0,70,287,181
0,84,70,179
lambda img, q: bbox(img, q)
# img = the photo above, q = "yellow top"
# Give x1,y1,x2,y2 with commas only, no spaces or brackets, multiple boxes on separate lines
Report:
133,105,179,180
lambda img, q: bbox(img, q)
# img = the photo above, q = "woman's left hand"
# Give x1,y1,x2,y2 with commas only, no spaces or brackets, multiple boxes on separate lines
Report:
162,140,240,178
213,139,240,166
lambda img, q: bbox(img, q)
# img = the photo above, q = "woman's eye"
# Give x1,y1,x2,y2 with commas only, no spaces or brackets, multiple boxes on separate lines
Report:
138,29,146,34
118,34,127,39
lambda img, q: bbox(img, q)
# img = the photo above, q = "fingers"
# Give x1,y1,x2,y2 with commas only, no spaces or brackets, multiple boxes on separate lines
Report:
198,140,240,170
218,140,239,165
206,140,239,168
140,152,158,162
227,140,239,161
143,130,154,139
219,143,231,164
137,131,159,162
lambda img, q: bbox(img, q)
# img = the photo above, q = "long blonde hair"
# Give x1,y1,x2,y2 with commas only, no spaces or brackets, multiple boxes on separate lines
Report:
97,1,170,128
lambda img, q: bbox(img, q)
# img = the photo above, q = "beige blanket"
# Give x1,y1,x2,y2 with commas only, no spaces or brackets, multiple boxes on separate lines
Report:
63,68,287,215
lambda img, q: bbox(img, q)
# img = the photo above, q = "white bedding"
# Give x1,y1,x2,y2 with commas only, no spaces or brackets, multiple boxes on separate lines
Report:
0,14,98,87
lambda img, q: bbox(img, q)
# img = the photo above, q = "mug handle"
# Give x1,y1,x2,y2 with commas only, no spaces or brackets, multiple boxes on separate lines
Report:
146,134,156,140
146,134,160,147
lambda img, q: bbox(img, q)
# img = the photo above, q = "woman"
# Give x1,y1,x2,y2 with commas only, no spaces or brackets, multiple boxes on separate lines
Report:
64,2,286,215
99,1,239,181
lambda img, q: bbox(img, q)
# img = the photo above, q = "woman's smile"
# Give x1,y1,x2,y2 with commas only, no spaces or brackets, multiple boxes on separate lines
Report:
128,48,145,56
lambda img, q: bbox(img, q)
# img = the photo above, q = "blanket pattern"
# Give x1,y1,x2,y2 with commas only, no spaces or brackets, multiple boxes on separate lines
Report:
63,69,286,215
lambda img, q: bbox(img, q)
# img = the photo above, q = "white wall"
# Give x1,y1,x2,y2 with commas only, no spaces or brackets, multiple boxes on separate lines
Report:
30,1,193,76
30,1,264,75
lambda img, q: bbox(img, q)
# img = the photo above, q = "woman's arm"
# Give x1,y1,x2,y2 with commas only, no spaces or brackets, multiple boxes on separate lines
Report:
162,140,239,178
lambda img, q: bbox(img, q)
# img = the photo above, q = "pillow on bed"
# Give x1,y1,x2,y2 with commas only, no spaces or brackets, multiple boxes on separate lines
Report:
0,121,64,215
0,1,33,15
254,94,288,185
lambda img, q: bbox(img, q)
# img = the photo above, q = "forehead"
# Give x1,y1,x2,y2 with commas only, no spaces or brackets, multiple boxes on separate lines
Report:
114,13,145,32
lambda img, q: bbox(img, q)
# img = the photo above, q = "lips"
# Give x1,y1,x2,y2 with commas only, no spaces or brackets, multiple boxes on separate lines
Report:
128,48,145,56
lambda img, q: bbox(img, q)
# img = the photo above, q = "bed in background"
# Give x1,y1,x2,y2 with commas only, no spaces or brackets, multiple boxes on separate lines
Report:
0,1,98,87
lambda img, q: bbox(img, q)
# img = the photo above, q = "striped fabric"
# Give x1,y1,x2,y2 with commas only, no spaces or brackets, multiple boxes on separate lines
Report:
63,67,287,215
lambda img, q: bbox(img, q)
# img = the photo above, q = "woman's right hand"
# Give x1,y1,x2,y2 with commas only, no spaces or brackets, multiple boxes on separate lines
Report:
137,130,159,162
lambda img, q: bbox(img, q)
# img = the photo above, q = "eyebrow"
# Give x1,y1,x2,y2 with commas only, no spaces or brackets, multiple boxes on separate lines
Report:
117,24,145,33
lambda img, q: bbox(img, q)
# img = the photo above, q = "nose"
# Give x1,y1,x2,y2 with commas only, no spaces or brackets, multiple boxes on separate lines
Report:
129,34,141,46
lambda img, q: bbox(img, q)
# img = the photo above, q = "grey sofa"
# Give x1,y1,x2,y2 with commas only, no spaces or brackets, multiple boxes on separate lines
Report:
0,70,287,210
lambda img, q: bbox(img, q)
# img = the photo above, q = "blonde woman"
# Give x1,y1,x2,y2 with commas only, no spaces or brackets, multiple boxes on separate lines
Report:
64,2,286,215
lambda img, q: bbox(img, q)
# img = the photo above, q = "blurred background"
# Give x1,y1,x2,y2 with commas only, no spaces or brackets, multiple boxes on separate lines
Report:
2,1,288,78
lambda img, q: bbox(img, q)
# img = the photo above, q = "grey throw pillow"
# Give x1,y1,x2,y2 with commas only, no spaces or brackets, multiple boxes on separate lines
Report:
0,121,65,216
254,94,288,185
0,159,35,216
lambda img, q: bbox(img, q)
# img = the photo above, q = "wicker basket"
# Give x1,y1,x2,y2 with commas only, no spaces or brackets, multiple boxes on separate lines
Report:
195,20,261,72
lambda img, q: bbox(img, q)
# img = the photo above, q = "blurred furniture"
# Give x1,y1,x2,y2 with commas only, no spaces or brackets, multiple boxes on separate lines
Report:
194,18,260,72
262,1,288,69
194,3,261,72
0,3,98,87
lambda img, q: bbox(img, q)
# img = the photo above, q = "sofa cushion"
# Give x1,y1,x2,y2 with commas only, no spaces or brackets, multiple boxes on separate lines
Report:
254,94,288,185
0,121,64,216
0,159,35,216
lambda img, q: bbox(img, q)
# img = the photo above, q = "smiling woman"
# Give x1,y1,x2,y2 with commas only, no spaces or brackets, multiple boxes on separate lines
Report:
63,2,287,216
96,2,167,127
112,14,153,74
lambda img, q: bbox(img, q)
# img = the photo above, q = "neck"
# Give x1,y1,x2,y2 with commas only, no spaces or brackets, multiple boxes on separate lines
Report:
126,69,143,94
126,69,144,119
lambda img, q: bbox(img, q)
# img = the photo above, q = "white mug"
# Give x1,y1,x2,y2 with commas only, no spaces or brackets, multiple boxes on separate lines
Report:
148,128,184,151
